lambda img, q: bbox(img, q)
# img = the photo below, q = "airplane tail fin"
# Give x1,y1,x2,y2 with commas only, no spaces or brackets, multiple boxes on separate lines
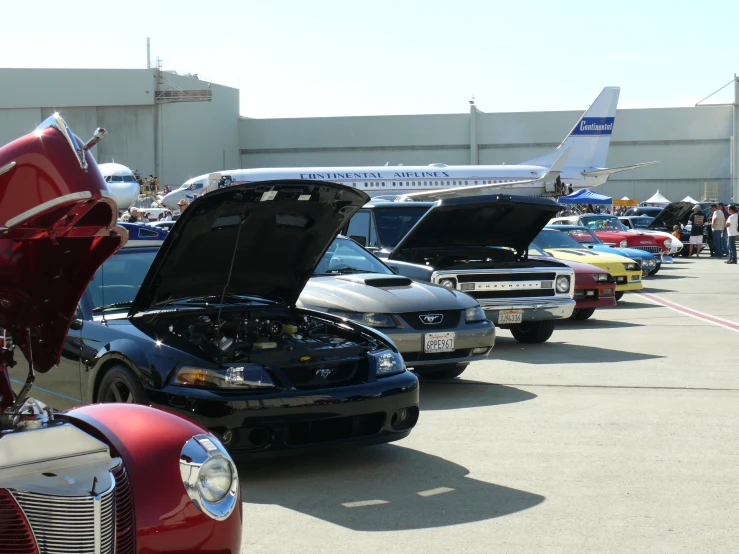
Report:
522,86,620,170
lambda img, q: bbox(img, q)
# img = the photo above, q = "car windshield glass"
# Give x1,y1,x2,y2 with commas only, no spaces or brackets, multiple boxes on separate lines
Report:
314,238,393,275
533,230,586,250
629,217,654,228
558,228,603,244
580,215,626,231
527,243,548,257
373,206,429,247
89,249,158,310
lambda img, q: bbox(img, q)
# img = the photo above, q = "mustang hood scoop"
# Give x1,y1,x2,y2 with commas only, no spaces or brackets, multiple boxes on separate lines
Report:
389,194,561,263
336,274,413,287
131,180,369,313
0,115,126,372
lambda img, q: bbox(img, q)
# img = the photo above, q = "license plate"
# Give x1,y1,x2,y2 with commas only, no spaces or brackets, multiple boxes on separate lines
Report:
424,332,455,353
498,309,523,324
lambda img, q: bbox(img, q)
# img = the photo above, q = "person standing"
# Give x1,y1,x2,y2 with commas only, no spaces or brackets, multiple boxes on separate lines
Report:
726,205,738,264
710,204,725,258
688,205,705,257
719,203,730,255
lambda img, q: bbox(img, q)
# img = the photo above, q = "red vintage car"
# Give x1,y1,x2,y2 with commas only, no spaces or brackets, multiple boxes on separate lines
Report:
549,214,666,258
530,245,616,320
0,115,242,553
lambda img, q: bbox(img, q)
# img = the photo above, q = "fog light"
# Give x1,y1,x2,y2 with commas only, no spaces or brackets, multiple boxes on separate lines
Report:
585,290,595,297
603,288,613,296
472,347,489,354
391,407,418,429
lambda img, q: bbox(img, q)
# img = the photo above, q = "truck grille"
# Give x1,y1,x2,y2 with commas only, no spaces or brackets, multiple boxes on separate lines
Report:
0,489,36,554
633,246,661,254
456,272,556,283
112,463,136,554
399,310,461,330
11,483,116,554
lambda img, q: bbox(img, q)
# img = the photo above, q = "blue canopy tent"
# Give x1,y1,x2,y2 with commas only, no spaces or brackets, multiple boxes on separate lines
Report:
557,189,612,205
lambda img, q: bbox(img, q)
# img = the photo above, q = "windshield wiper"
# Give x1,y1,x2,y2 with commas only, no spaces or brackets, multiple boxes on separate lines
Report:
93,301,133,313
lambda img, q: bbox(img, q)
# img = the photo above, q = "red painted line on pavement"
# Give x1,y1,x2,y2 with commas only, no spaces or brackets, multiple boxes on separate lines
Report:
636,291,739,333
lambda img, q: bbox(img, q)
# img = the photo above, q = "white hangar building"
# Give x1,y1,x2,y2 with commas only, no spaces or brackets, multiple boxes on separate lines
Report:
2,69,738,203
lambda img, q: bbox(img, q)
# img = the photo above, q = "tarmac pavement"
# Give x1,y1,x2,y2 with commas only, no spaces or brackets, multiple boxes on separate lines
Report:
238,257,739,553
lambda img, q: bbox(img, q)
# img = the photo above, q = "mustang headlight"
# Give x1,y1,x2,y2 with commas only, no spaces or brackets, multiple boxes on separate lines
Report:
664,238,672,248
437,278,457,290
624,262,640,271
176,364,275,389
371,349,405,377
329,310,397,328
555,275,571,293
619,239,628,247
464,306,486,323
592,273,608,283
180,434,239,521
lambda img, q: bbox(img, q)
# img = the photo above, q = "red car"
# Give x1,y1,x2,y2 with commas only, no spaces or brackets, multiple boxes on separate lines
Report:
0,115,242,553
530,245,616,320
550,214,666,258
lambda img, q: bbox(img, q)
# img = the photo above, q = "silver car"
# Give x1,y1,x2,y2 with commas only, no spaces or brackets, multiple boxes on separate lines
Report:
298,236,495,379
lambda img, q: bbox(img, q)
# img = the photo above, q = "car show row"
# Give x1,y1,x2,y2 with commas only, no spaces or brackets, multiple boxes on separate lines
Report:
0,116,687,552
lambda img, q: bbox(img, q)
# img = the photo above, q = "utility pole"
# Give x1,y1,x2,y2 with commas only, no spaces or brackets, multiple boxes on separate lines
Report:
469,99,478,165
733,74,738,202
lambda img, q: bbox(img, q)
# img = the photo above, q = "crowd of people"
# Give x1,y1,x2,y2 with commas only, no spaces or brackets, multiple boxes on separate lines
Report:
556,204,618,217
685,203,738,264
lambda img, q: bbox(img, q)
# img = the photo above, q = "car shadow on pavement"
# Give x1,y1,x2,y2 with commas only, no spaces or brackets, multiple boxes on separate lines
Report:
490,338,665,364
238,444,545,531
651,274,695,279
557,319,643,330
639,287,676,294
417,381,536,411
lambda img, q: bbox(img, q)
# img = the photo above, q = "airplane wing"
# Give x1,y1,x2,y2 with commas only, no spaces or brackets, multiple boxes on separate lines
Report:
396,148,571,202
581,161,660,178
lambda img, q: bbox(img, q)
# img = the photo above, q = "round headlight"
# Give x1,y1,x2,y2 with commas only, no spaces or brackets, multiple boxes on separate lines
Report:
619,239,628,247
663,238,672,248
438,278,456,290
198,456,234,503
555,276,570,293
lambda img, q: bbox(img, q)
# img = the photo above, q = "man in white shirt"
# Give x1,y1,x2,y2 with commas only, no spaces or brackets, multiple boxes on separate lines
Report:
725,205,738,264
711,204,725,258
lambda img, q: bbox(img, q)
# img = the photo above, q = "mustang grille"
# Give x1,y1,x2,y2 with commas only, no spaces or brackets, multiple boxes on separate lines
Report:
281,359,366,390
400,310,461,330
0,489,36,554
402,348,475,363
112,463,136,554
11,483,115,554
633,246,661,254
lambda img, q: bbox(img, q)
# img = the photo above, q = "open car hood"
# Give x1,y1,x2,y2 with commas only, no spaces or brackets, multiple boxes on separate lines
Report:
648,202,695,229
388,194,560,262
130,180,369,314
0,114,126,372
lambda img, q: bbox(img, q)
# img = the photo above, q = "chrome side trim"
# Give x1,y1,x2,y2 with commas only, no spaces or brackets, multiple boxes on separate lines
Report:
4,190,92,227
0,161,16,177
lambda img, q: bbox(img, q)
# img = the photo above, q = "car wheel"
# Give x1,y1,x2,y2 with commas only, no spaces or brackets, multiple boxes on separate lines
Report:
510,320,555,344
615,291,624,301
415,363,469,380
98,364,147,404
570,308,596,320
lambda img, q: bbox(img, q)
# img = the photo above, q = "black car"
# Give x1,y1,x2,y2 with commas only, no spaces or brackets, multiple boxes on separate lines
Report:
12,181,419,454
636,201,708,257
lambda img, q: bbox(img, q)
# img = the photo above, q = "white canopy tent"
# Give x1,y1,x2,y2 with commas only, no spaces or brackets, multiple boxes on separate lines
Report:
682,195,699,203
621,196,630,200
644,190,670,206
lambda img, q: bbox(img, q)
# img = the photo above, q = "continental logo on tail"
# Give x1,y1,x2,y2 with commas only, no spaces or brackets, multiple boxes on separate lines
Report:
571,117,615,136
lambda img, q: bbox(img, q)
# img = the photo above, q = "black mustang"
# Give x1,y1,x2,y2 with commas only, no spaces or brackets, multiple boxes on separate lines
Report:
12,181,419,453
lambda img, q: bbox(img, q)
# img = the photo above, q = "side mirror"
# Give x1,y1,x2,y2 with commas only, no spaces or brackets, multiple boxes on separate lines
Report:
69,319,83,331
349,235,367,247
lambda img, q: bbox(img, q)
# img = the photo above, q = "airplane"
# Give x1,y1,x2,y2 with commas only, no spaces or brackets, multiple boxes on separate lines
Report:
97,162,141,212
160,86,659,210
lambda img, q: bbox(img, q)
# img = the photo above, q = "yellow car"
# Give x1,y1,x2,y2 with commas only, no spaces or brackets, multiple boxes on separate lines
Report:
533,229,643,300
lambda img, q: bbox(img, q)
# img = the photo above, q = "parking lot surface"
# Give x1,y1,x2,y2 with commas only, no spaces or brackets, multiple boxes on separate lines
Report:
238,258,739,553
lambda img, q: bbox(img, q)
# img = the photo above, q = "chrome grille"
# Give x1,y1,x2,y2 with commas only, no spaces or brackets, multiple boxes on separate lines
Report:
633,246,661,254
11,482,115,554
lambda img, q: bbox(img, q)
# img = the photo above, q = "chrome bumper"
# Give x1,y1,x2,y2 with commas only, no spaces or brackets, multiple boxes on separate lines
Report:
479,298,576,324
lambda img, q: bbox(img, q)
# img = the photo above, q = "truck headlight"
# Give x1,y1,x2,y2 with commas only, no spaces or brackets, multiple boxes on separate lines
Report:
464,306,486,323
437,278,457,290
180,434,239,521
663,238,672,248
175,364,275,389
619,239,628,247
329,310,397,328
555,275,571,293
370,349,406,377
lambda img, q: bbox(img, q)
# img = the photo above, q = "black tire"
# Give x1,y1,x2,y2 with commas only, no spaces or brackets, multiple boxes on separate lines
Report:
415,363,469,380
570,308,596,321
648,268,659,276
510,320,555,344
615,291,624,301
97,364,148,404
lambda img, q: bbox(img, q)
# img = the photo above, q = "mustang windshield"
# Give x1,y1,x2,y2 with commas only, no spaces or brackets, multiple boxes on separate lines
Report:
374,206,429,247
314,238,393,275
89,248,157,311
579,215,627,231
533,230,587,250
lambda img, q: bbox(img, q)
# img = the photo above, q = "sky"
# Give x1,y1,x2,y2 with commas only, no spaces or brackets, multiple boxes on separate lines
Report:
1,0,738,118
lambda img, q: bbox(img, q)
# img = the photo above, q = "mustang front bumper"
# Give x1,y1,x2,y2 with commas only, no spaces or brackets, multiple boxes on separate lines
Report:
154,370,419,455
479,297,576,325
387,320,495,368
